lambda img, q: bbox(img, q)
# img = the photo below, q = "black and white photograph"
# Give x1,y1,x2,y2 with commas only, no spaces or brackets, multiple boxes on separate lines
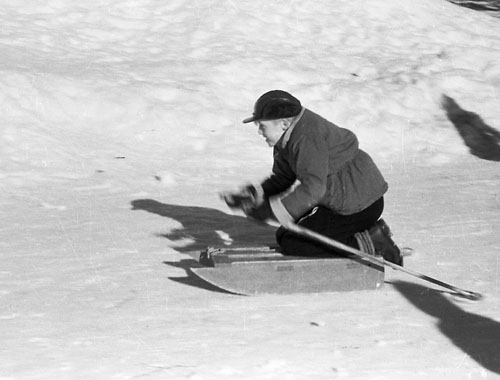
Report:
1,0,500,379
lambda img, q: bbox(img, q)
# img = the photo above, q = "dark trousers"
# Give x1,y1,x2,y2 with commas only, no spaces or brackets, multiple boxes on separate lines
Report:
276,197,384,256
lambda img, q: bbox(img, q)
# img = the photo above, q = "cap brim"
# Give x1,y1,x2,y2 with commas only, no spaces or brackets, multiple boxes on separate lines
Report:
242,116,256,124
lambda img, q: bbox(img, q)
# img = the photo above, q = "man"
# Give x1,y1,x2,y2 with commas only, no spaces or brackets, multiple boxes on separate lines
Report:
221,90,403,265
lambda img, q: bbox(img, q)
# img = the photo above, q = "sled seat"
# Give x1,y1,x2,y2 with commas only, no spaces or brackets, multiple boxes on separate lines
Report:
191,246,384,295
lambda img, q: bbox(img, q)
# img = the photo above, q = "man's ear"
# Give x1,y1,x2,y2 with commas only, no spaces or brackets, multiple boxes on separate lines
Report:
281,119,291,130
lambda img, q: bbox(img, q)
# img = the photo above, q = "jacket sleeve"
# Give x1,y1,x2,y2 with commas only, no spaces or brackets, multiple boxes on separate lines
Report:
274,133,328,221
260,148,297,196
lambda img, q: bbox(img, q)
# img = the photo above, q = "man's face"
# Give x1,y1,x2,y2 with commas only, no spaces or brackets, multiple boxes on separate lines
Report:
256,120,286,147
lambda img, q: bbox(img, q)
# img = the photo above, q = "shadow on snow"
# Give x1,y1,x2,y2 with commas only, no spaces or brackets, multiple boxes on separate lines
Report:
162,258,235,294
445,0,500,15
130,199,277,251
394,281,500,374
131,198,277,293
442,94,500,162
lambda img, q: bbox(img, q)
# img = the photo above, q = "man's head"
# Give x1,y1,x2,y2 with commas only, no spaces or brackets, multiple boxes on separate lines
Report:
243,90,302,146
242,90,302,124
255,118,293,147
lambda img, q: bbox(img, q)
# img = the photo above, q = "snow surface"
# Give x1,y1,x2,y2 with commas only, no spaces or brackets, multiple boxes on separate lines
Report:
1,0,500,379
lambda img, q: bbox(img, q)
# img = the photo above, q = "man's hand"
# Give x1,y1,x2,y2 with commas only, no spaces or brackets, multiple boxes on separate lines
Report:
220,185,276,222
219,185,258,212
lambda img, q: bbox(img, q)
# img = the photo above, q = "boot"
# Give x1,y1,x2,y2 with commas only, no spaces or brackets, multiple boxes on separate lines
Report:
368,219,403,266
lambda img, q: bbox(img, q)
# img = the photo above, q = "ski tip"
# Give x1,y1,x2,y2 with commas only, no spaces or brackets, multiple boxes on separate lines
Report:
468,292,483,301
458,291,483,301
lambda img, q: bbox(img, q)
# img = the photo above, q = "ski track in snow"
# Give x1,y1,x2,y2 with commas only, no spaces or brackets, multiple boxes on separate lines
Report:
1,0,500,379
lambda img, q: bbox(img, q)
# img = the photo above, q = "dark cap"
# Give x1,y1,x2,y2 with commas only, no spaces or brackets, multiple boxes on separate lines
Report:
242,90,302,124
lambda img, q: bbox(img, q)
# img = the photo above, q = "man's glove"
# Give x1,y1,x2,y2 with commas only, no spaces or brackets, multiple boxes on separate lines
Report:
220,185,276,222
219,185,261,212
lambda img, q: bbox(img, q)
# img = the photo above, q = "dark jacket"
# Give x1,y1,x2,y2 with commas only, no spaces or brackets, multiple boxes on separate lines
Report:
262,108,388,220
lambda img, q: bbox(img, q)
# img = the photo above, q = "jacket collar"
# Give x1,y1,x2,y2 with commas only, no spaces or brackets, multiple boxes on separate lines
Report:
281,107,306,148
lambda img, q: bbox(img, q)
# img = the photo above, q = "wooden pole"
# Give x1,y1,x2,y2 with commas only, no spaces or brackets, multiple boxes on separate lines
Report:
286,222,483,301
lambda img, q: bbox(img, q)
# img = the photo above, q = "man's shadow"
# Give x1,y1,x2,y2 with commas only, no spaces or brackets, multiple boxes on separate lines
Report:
394,281,500,374
442,94,500,161
131,199,277,293
131,199,277,251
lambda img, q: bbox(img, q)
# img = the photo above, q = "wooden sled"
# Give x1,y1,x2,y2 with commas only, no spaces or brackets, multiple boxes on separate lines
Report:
190,246,384,295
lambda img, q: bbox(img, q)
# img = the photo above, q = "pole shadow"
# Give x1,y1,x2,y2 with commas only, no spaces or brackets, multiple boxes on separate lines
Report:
394,280,500,374
442,94,500,161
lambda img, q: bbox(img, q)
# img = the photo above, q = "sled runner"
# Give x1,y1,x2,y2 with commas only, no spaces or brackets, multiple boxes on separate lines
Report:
190,246,384,295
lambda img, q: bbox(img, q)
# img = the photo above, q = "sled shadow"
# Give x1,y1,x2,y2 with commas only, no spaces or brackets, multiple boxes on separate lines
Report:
163,259,235,294
131,199,277,252
394,281,500,374
442,94,500,161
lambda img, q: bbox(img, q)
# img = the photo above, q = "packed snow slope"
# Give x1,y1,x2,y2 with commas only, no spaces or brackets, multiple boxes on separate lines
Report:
1,0,500,379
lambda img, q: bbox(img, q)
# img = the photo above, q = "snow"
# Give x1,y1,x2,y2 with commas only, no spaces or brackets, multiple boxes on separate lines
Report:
1,0,500,379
